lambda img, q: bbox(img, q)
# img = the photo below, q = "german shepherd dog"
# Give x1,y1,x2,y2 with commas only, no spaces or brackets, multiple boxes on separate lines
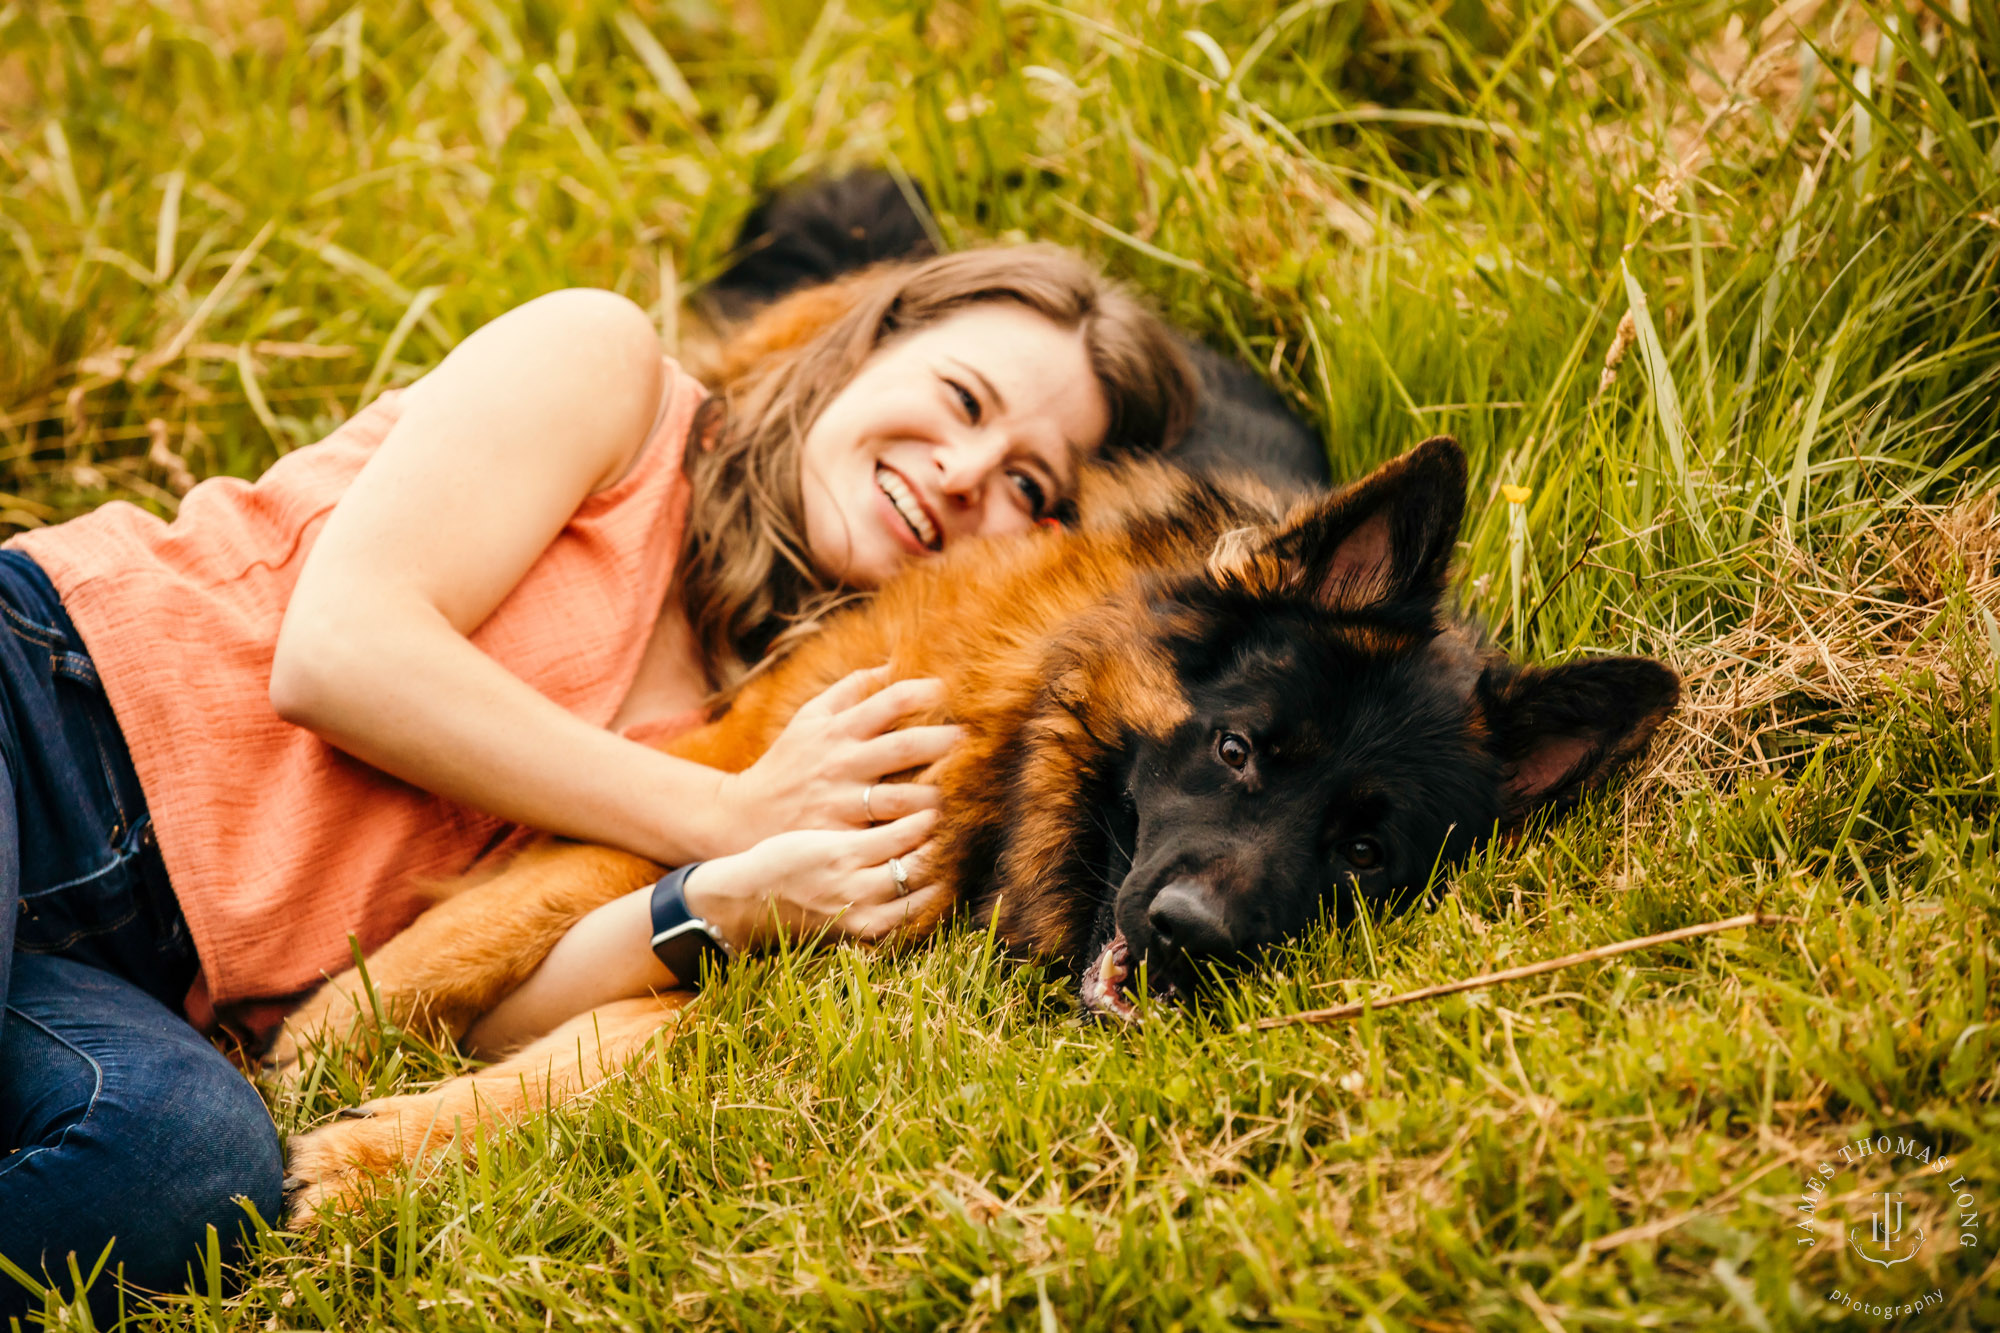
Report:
275,187,1677,1213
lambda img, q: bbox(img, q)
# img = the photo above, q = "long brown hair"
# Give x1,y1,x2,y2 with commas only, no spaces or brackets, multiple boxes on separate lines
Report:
678,243,1198,691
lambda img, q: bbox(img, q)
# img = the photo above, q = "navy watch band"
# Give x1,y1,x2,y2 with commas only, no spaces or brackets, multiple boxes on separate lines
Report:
649,862,731,984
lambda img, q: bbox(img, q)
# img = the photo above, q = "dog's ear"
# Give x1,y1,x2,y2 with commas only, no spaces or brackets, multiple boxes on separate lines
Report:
1208,436,1466,612
1479,657,1680,823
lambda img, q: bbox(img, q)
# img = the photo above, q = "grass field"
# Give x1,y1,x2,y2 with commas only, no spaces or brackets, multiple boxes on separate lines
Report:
5,0,2000,1328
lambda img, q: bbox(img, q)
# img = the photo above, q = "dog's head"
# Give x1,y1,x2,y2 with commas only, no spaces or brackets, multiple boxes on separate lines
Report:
1015,438,1680,1016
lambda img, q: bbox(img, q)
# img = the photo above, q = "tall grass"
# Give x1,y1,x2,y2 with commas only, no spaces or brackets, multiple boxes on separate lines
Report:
3,0,1998,1328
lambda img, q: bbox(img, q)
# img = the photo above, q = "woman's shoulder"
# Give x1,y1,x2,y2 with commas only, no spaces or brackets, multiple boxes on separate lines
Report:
397,288,671,493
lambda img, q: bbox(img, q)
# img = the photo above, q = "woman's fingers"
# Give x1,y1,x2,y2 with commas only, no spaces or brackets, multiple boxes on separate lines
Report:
841,881,952,943
852,724,961,778
736,819,949,947
801,664,894,718
856,781,941,823
844,810,937,872
840,675,947,736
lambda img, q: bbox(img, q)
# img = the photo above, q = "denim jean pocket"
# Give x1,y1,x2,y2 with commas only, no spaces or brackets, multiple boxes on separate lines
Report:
16,839,146,955
14,818,195,1009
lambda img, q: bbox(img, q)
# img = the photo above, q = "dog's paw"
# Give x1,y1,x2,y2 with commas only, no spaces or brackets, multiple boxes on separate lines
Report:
283,1095,451,1224
282,1136,366,1223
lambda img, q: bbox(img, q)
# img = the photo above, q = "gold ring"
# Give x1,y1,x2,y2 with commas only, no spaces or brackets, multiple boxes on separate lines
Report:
862,784,877,823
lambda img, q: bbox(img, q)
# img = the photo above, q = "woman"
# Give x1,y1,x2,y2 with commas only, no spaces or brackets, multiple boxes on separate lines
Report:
0,244,1196,1314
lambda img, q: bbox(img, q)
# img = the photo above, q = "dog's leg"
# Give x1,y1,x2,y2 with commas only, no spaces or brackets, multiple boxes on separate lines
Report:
266,842,660,1080
283,989,692,1218
265,704,786,1083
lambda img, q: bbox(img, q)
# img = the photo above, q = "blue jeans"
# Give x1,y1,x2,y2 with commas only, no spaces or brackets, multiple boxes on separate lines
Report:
0,550,283,1321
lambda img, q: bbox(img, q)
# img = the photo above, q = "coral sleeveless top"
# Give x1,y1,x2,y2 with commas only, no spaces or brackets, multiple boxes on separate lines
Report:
8,358,708,1024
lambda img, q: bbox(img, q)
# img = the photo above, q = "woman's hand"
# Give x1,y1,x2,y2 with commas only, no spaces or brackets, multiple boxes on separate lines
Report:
716,666,961,849
686,809,951,954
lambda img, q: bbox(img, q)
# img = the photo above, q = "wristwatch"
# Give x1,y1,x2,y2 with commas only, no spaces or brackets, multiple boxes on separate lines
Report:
648,862,733,984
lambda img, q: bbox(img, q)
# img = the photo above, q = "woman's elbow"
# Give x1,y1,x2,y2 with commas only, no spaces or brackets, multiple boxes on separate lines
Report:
269,622,352,728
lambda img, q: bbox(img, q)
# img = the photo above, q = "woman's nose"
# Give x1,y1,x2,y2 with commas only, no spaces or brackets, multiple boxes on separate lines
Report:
935,431,1008,506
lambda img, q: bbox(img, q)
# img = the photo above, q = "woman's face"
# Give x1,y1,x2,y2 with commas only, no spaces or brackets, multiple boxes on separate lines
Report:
798,301,1111,588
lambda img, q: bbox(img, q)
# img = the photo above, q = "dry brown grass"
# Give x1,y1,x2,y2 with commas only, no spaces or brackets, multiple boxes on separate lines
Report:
1643,492,2000,791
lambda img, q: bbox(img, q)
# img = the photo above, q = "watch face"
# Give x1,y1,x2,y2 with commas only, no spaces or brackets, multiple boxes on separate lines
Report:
653,920,726,985
650,867,728,984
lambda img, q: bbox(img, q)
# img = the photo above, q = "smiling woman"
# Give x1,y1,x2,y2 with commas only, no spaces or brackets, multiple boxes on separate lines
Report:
0,240,1195,1317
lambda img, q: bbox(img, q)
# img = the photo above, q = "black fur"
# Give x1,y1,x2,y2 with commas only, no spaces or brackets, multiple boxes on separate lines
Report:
701,171,938,322
1108,617,1503,999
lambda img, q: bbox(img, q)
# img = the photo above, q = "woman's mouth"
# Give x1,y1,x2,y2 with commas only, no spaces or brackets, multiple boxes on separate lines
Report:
874,466,941,553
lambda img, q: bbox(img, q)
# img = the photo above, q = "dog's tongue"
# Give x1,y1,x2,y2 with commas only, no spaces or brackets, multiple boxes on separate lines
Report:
1080,930,1137,1019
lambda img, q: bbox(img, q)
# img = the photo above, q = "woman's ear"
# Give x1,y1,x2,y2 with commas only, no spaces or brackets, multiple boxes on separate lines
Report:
704,271,880,388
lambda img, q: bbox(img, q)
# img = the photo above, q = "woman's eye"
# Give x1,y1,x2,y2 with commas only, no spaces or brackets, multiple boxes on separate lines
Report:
947,378,982,424
1216,732,1251,769
1010,470,1048,515
1340,837,1383,870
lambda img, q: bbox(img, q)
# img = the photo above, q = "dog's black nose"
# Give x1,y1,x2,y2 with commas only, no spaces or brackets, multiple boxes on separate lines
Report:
1147,880,1235,957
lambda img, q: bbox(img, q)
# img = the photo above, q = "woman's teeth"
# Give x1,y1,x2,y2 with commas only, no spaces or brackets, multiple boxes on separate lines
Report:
876,467,939,551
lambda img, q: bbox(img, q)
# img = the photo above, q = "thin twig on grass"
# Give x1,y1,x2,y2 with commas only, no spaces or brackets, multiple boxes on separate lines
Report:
1252,912,1798,1030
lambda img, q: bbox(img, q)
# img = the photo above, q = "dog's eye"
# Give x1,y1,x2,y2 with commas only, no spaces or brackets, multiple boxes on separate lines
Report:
1216,732,1251,769
1339,837,1383,870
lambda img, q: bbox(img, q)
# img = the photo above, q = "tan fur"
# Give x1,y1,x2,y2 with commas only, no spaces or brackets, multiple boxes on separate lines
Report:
687,273,878,388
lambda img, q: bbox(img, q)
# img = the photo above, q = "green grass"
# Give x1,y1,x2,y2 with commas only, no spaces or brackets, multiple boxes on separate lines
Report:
5,0,2000,1328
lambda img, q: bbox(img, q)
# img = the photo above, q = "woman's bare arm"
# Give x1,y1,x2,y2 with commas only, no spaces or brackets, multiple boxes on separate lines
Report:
269,288,744,865
461,812,952,1057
